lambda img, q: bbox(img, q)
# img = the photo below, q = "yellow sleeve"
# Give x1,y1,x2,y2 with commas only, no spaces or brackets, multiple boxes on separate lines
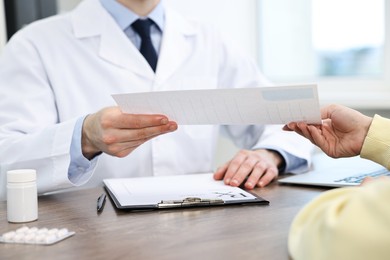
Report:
361,114,390,169
288,179,390,260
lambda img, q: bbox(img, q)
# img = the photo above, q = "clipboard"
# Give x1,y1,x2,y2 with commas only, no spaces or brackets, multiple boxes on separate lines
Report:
103,173,269,210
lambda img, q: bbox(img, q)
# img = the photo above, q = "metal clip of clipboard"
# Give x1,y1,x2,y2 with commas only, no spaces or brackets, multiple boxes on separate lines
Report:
157,197,224,208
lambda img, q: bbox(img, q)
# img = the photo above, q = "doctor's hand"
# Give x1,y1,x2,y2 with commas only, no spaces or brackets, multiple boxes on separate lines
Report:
213,149,284,189
283,104,372,158
81,107,178,160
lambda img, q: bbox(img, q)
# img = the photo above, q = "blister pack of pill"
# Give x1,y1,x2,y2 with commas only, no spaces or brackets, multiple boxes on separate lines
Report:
0,226,75,245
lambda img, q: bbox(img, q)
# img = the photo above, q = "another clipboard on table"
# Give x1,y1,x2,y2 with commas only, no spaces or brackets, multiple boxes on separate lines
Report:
103,173,269,210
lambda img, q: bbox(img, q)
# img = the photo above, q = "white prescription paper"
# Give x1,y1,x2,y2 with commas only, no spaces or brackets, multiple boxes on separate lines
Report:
112,84,321,125
103,173,258,207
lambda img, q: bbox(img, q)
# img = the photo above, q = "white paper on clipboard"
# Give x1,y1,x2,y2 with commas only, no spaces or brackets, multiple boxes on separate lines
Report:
103,173,269,210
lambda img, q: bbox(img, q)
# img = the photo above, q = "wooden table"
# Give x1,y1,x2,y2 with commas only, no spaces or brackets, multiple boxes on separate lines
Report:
0,181,328,260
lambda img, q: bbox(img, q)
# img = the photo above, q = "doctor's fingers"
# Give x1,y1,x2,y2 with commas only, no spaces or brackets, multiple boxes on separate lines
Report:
255,168,278,188
224,152,261,187
243,161,269,189
101,127,177,157
213,161,230,181
94,106,174,129
101,137,155,158
101,122,177,144
114,113,175,129
217,151,248,185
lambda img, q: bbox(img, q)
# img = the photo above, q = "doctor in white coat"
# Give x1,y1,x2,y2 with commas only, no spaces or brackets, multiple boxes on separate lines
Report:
0,0,313,200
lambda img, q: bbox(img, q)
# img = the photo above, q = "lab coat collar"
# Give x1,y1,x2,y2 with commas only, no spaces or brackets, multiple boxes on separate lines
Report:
155,7,198,85
70,0,198,82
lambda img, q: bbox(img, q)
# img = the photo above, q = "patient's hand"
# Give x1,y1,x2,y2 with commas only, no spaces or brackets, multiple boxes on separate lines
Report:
283,104,372,158
360,176,390,186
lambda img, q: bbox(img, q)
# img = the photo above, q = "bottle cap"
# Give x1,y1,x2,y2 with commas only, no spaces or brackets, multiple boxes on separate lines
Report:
7,169,36,183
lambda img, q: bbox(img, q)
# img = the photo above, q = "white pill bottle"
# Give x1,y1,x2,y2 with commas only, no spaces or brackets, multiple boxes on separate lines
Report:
7,169,38,223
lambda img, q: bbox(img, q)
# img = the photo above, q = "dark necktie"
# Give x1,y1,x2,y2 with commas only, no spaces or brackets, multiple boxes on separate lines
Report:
131,19,158,72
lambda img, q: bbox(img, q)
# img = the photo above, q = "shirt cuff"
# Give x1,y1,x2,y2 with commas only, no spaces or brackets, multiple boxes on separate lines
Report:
68,115,98,185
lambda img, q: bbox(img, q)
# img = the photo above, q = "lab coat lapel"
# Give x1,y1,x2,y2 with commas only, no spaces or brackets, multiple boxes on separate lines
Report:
155,8,197,85
99,23,155,79
71,0,154,80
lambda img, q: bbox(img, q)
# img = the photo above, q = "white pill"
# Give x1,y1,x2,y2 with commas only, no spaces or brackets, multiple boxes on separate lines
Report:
2,231,16,239
48,228,59,236
57,228,69,237
16,227,29,233
1,226,74,245
14,233,25,243
27,227,38,234
35,234,46,243
24,233,36,243
37,228,48,235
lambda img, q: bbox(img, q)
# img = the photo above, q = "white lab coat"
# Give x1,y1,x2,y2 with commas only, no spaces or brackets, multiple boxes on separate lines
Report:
0,0,313,200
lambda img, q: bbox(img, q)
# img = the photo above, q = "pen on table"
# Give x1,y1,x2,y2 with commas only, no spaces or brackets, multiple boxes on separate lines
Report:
97,193,107,213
